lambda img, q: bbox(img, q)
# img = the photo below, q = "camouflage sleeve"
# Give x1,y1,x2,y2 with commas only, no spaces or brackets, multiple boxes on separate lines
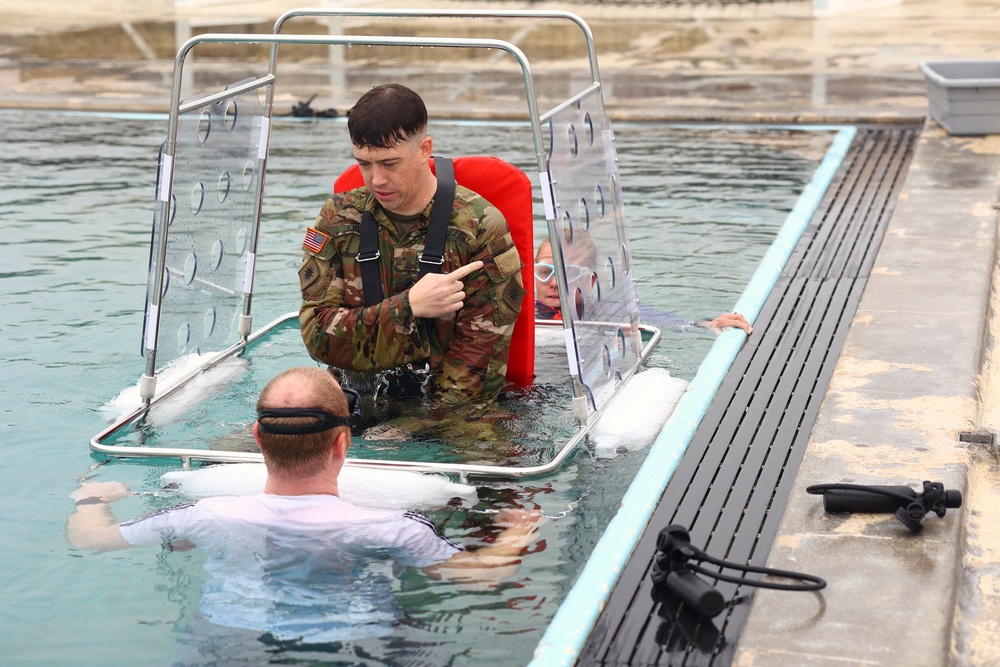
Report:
298,197,431,372
432,203,525,406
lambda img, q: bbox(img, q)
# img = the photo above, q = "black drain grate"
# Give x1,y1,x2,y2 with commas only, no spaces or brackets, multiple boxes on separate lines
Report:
578,125,921,666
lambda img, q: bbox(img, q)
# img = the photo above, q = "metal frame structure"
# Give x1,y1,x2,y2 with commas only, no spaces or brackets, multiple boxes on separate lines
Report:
91,9,659,480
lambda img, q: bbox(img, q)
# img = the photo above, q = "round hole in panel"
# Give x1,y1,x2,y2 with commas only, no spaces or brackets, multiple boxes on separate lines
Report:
242,161,255,192
197,110,211,145
168,194,177,226
177,322,191,354
606,256,617,290
161,269,170,298
620,243,631,275
562,211,574,244
567,124,579,158
611,173,621,208
217,171,231,203
235,227,249,257
617,327,627,357
591,271,601,303
579,197,590,230
204,306,217,338
595,184,605,218
183,252,198,285
584,112,594,146
191,182,204,215
615,370,624,385
574,286,585,320
602,344,612,378
210,239,224,271
223,100,238,133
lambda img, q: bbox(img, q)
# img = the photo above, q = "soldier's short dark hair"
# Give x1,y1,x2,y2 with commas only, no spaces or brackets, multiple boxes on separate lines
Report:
348,83,428,149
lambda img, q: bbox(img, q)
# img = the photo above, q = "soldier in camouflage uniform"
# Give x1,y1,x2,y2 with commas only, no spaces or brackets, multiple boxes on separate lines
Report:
299,84,525,409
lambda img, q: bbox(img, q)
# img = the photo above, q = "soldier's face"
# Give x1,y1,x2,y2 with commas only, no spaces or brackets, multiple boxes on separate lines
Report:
353,134,434,216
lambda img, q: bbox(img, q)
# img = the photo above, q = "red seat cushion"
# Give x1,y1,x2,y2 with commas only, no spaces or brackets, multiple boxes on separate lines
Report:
334,156,535,386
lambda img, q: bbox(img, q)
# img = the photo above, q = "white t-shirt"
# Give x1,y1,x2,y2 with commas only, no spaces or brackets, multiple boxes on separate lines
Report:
119,493,461,642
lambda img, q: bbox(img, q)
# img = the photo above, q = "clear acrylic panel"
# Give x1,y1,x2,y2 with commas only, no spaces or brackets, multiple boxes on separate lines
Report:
144,78,272,370
545,89,642,414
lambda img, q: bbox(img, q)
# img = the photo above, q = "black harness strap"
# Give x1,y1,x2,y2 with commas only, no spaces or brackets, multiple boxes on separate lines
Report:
357,157,455,307
419,157,455,277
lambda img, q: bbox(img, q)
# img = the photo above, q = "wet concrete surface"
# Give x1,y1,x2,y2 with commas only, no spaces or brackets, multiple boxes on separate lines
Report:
735,125,1000,667
2,1,999,665
0,0,997,122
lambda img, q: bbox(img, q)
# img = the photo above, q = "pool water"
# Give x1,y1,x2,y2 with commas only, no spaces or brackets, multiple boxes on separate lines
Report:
0,110,835,666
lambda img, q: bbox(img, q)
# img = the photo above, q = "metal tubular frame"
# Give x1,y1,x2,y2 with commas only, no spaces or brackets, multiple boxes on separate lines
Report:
270,8,601,82
94,11,659,480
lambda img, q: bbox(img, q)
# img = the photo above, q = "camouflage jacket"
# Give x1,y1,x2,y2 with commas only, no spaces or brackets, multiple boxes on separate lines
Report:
299,186,525,405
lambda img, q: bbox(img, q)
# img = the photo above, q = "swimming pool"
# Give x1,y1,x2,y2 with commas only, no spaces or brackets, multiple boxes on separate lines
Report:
0,110,838,665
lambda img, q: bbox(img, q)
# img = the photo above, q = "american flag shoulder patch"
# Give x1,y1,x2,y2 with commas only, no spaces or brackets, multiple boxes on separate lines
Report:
303,227,329,253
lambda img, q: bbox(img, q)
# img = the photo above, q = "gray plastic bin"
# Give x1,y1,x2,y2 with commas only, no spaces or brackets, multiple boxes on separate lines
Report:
919,60,1000,135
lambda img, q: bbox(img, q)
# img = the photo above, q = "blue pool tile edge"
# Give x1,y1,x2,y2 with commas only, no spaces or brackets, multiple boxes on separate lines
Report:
528,125,858,667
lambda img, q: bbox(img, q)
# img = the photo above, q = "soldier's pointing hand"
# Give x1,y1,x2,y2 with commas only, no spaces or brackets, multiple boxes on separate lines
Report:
408,261,484,319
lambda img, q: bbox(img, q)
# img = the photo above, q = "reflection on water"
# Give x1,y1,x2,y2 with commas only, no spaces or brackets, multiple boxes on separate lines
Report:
0,110,833,666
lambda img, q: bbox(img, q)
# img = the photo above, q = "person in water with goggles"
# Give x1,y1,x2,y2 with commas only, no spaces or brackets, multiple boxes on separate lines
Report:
533,237,752,335
67,367,543,641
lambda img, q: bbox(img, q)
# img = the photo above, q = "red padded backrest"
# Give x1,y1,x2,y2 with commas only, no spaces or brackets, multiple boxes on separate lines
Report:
334,156,535,386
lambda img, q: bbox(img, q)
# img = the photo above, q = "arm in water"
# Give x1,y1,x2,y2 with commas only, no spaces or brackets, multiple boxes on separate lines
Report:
422,509,546,585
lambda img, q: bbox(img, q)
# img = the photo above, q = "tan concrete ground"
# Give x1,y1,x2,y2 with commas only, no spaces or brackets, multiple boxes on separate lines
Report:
2,1,998,665
1,0,998,121
735,123,1000,667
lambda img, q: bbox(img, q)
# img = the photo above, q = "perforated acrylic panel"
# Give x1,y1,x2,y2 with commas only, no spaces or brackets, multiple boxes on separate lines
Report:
544,89,642,414
144,78,272,370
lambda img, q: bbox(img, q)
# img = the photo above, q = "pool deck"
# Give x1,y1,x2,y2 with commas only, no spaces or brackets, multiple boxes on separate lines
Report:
4,1,999,665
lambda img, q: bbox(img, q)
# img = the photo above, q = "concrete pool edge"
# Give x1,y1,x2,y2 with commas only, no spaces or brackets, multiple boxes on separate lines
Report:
529,125,857,667
729,123,1000,666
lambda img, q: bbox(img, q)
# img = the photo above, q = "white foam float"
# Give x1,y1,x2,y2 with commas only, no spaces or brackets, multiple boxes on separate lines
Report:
100,354,250,427
590,368,690,458
161,463,479,510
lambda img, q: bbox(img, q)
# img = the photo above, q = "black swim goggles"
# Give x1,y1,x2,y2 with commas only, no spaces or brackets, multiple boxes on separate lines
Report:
256,387,362,434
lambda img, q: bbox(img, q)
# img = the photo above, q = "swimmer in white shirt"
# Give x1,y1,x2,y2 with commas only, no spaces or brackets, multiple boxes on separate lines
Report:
67,366,543,642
